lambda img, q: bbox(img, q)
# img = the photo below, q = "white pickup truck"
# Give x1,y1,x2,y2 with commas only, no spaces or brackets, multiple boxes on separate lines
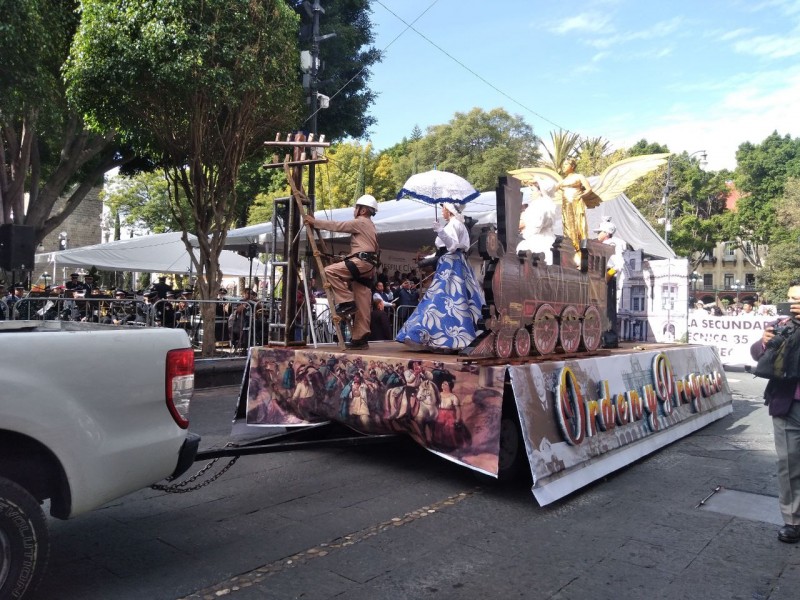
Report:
0,320,200,599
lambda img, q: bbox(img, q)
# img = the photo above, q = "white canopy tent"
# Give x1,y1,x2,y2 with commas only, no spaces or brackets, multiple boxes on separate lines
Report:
38,231,264,277
223,189,674,259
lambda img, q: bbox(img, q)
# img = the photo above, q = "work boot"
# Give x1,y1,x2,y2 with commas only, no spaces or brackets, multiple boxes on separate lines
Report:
335,301,356,316
345,336,369,350
778,524,800,543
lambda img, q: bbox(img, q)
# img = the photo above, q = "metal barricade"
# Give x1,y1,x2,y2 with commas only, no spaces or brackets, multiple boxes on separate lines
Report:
5,294,359,356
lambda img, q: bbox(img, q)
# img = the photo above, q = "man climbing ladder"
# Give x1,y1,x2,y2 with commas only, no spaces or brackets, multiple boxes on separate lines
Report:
303,195,380,350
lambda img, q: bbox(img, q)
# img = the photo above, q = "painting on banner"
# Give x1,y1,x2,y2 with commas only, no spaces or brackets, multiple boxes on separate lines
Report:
509,346,732,504
245,347,506,475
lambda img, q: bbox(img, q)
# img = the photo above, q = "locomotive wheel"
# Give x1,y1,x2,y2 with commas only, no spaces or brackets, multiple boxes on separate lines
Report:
559,305,582,353
531,304,558,355
513,327,531,357
494,329,514,359
581,305,603,352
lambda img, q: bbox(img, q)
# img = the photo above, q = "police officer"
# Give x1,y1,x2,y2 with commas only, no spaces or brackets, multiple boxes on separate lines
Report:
104,289,134,324
303,195,380,350
151,275,173,299
65,273,81,291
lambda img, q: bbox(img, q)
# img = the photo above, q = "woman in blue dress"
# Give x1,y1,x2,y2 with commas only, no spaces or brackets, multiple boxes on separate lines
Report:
396,202,484,352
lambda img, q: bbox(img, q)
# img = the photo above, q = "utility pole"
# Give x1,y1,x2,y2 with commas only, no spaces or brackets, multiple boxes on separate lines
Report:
302,0,335,215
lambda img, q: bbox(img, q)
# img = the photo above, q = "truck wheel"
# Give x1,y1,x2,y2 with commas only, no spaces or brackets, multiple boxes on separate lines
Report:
0,477,49,600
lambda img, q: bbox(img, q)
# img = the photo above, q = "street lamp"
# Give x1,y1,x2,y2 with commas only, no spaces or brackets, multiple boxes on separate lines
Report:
662,150,708,245
732,279,742,305
690,271,700,306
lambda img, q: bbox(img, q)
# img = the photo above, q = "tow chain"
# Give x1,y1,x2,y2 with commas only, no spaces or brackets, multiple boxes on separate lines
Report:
151,443,240,494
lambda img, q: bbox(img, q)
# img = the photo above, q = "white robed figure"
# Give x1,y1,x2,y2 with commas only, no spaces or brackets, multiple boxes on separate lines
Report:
396,203,484,351
516,181,557,264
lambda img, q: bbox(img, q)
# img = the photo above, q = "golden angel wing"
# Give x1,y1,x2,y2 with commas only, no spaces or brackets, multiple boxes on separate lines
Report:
589,153,670,203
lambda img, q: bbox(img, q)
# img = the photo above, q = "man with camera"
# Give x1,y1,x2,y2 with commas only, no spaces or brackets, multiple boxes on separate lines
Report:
751,281,800,543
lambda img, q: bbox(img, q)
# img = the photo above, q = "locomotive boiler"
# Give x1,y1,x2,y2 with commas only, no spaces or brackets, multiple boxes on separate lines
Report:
464,175,615,360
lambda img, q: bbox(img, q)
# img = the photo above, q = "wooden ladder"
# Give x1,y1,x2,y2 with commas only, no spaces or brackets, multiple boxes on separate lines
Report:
284,160,348,350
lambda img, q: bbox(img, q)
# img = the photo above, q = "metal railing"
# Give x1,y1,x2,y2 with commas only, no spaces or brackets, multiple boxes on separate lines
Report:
5,295,423,356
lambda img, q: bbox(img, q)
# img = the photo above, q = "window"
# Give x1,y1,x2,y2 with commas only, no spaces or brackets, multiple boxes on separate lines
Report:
631,286,646,312
703,274,713,290
724,274,734,288
661,284,677,310
723,242,736,260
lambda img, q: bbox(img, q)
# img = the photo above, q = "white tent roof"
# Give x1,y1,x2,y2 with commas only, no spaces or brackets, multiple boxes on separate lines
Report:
225,189,674,259
37,231,264,277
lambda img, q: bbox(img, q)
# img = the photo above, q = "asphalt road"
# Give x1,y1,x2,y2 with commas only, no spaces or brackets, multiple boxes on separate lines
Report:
31,371,800,600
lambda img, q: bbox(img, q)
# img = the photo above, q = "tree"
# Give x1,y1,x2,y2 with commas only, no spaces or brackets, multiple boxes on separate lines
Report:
576,136,615,175
660,156,730,263
246,141,396,228
731,131,800,262
756,177,800,301
538,129,581,174
390,108,539,192
66,0,302,354
101,172,189,235
0,0,129,241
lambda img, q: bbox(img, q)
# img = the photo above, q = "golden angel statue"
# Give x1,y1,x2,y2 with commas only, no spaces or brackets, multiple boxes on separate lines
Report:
510,153,670,251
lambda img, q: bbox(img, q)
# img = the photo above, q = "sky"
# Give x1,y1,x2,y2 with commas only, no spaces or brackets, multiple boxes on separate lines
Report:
350,0,800,172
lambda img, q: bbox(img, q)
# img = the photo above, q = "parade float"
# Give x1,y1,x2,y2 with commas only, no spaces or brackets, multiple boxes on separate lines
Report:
235,137,733,505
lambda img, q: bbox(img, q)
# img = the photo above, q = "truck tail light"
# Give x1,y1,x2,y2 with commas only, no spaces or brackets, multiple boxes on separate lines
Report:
166,348,194,429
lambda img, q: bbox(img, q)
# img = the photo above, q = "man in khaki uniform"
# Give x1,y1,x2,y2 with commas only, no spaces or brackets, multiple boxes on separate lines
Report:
304,194,379,350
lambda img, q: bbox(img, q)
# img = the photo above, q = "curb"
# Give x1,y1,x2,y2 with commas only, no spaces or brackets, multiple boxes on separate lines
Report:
196,357,247,389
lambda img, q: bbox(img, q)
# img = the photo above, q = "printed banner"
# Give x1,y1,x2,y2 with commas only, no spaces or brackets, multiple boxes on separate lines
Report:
509,345,733,505
687,313,772,366
245,347,506,475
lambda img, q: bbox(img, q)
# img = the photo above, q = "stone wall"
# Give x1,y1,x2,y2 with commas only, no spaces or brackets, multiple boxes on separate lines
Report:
31,186,104,287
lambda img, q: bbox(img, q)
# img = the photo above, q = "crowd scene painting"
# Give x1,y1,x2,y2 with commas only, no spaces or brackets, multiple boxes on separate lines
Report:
245,347,506,475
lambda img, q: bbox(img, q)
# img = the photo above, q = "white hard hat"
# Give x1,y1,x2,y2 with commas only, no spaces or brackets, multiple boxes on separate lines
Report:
355,194,378,213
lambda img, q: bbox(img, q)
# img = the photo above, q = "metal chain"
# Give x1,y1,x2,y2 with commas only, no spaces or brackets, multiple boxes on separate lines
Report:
150,444,240,494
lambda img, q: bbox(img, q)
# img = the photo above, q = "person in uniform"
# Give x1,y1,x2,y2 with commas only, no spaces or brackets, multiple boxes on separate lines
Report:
303,194,380,350
65,273,81,291
152,275,174,299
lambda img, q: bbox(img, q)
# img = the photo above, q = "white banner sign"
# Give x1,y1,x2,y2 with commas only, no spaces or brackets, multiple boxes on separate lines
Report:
687,313,773,366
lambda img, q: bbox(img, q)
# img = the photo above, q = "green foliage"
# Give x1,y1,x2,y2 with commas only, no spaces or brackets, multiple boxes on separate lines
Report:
732,131,800,248
101,171,190,234
0,0,77,121
66,0,303,340
627,139,670,156
756,177,800,300
291,0,381,139
539,129,581,174
66,0,302,158
389,108,539,192
576,137,615,175
0,0,121,235
318,141,395,206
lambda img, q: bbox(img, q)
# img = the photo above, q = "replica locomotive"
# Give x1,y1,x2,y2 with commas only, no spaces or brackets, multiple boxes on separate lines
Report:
464,175,615,359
